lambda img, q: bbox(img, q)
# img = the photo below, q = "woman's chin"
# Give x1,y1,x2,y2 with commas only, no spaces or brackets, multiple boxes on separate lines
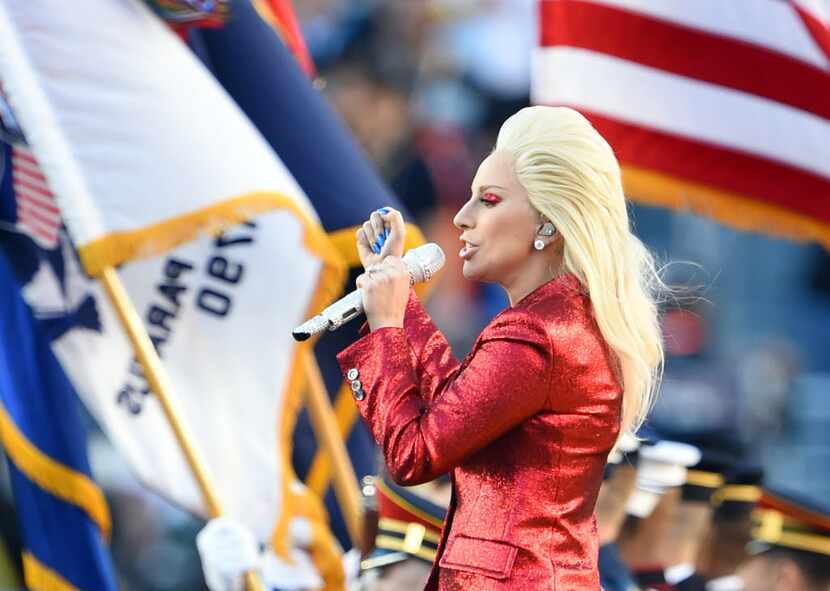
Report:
461,261,485,282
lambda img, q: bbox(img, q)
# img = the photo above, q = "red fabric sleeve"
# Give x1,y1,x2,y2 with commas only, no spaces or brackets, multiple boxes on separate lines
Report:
337,312,552,485
357,290,461,404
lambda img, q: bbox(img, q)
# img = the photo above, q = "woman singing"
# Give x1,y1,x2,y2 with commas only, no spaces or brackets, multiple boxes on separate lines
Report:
338,106,665,590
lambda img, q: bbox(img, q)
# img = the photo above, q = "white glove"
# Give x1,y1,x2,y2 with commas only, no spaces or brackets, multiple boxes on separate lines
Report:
257,518,326,591
258,546,360,591
626,441,701,518
343,548,363,591
607,432,641,465
196,517,260,591
260,548,323,590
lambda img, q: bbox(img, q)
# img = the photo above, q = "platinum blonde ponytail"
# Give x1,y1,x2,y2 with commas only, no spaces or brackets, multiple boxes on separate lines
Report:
496,106,664,440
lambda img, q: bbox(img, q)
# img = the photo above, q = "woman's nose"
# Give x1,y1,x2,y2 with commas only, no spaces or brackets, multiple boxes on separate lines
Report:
453,200,474,230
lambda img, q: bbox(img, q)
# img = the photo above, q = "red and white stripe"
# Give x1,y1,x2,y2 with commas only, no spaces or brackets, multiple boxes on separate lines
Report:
532,0,830,214
792,0,830,62
13,144,61,248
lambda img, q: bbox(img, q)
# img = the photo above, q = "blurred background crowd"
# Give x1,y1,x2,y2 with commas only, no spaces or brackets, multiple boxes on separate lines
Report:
1,0,829,589
302,0,830,490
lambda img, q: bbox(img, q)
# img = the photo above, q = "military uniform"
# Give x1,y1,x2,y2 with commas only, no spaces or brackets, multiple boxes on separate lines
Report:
361,475,448,590
738,487,830,591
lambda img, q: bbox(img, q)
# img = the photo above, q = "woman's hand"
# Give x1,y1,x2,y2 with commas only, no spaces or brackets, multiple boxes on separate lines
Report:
356,256,410,331
356,207,406,270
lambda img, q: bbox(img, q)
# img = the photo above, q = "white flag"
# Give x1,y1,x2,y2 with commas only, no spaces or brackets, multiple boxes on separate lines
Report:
0,0,346,573
0,0,322,276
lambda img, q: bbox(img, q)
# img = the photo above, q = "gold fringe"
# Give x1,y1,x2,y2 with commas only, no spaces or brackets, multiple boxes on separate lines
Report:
270,212,348,589
22,552,79,591
305,382,357,497
622,165,830,250
0,403,111,541
78,193,343,285
272,344,346,590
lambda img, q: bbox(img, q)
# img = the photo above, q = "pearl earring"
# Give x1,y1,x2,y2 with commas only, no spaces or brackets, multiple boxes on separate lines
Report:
534,239,545,251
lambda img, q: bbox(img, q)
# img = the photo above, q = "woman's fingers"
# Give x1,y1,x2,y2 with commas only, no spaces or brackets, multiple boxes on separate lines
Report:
369,211,388,253
359,207,404,260
357,227,372,255
370,211,386,238
356,228,377,269
382,209,405,237
376,208,405,258
362,220,378,252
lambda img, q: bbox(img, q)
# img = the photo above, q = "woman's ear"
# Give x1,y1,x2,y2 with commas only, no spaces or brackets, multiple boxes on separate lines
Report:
537,221,556,237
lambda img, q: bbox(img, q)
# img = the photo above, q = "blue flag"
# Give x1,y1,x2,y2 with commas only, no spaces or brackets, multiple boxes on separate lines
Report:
0,142,117,591
188,0,427,550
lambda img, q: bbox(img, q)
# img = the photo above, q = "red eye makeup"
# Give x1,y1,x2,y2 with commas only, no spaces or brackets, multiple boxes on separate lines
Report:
480,192,502,204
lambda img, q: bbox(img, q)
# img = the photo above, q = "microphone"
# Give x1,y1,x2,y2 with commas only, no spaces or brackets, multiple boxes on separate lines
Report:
292,243,445,342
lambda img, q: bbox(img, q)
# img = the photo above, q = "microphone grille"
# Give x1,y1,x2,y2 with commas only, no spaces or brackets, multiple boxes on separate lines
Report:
404,243,446,284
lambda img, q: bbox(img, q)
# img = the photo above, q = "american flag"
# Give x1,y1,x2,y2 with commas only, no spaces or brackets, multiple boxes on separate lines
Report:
0,88,61,249
533,0,830,247
792,0,830,61
12,144,60,249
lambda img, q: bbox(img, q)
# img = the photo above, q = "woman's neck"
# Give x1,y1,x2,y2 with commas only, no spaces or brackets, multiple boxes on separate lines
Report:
502,252,564,307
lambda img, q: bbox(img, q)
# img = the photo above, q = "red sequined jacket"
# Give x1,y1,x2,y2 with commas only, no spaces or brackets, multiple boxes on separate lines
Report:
337,274,622,590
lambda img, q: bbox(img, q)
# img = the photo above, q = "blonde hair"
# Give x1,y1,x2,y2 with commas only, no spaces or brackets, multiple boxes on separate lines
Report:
496,106,664,440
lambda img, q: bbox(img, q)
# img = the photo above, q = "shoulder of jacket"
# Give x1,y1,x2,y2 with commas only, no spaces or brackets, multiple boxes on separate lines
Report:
481,306,550,345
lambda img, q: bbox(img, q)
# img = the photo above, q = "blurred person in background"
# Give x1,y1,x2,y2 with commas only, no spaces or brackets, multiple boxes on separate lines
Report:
597,435,642,591
337,105,665,589
654,438,742,591
737,488,830,591
360,474,450,591
698,464,764,591
617,439,702,590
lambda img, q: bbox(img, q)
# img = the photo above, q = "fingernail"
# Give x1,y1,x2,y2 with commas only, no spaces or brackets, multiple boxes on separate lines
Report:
371,243,379,254
377,207,390,214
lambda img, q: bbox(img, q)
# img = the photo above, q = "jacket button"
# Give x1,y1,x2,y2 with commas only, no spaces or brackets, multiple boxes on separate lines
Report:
347,368,359,381
351,380,365,400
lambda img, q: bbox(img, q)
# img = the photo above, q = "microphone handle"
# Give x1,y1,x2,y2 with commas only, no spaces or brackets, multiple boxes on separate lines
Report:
292,243,443,342
293,272,416,342
319,288,365,332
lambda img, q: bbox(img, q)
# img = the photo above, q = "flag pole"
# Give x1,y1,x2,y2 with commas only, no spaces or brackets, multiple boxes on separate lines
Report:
302,352,364,549
98,267,264,591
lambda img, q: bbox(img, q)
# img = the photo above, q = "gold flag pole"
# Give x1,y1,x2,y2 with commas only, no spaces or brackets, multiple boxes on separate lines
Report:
302,351,364,549
99,267,264,591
